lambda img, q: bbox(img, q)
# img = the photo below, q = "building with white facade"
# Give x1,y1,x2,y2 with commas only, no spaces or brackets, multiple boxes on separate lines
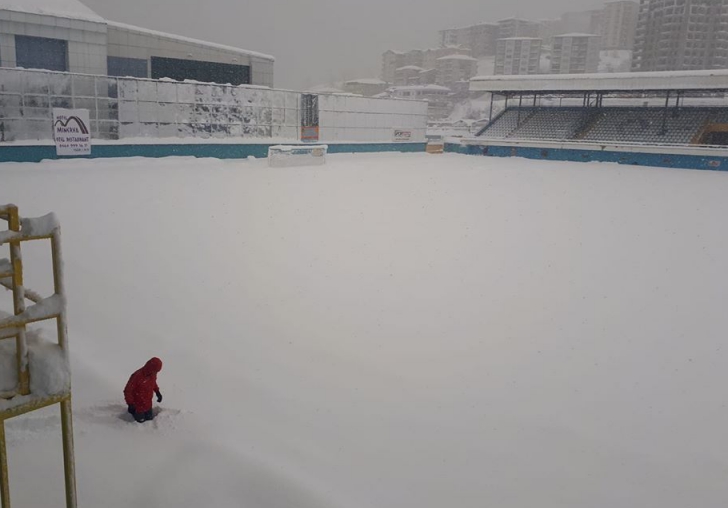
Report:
632,0,728,71
381,47,470,84
394,65,425,85
435,54,478,87
389,84,452,119
497,18,540,39
438,22,499,57
597,1,638,50
495,37,543,75
550,34,602,74
342,78,388,97
381,49,423,84
0,0,274,86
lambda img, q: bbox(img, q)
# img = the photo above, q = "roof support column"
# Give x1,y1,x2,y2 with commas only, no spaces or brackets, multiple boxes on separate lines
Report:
661,90,671,135
517,94,523,125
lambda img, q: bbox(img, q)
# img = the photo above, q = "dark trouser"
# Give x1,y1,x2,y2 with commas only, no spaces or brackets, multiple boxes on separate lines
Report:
128,405,154,423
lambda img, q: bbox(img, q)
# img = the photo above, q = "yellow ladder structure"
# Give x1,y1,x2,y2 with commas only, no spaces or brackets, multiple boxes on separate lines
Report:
0,204,77,508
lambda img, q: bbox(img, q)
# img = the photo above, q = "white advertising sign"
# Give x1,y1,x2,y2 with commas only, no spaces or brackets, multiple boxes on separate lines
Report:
393,129,413,142
53,109,91,156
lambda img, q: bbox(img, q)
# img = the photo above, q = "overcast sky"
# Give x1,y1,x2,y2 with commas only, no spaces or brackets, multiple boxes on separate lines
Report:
83,0,605,89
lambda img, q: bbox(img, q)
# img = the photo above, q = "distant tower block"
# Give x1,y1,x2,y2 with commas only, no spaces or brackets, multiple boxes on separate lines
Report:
0,204,77,508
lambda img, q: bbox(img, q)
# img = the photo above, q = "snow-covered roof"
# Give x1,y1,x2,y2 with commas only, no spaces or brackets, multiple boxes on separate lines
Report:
396,65,425,71
555,33,600,38
498,17,535,23
307,86,345,94
393,84,452,92
440,21,499,31
0,0,104,22
107,21,275,61
345,78,387,85
499,37,542,41
470,69,728,93
437,55,478,61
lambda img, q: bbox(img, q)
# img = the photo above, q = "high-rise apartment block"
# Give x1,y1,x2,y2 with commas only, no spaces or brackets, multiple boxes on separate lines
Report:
633,0,728,71
495,37,543,75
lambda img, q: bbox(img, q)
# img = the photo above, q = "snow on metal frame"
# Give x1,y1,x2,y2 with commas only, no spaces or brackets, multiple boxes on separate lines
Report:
0,68,429,144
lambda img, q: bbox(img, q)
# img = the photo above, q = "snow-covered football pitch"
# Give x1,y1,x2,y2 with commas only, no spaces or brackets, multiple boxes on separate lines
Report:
2,152,728,508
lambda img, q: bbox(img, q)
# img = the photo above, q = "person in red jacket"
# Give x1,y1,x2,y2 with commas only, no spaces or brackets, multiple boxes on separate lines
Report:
124,357,163,423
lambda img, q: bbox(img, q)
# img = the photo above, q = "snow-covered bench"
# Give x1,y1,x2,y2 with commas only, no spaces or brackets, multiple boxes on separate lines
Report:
268,145,328,168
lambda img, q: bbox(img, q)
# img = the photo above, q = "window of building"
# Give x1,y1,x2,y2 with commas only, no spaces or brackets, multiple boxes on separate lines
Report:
15,35,68,72
150,57,250,86
107,56,148,78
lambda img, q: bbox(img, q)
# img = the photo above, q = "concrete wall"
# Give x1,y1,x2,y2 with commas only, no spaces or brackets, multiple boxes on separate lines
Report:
450,138,728,171
0,10,107,75
318,94,428,143
0,141,427,163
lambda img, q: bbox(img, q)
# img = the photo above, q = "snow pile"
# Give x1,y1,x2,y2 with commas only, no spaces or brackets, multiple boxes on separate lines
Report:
26,330,70,397
2,154,728,507
0,325,70,407
20,212,59,237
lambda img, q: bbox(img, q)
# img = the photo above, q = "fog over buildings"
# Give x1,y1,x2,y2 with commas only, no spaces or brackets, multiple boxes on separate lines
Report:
81,0,606,89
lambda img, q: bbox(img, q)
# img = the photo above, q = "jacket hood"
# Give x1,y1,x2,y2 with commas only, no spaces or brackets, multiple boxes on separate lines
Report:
142,357,163,376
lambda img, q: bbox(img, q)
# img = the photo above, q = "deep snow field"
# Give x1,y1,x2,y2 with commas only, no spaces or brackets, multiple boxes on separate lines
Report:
1,152,728,508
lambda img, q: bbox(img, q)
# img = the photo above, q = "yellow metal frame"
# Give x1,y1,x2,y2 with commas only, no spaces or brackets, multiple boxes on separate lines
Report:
0,205,77,508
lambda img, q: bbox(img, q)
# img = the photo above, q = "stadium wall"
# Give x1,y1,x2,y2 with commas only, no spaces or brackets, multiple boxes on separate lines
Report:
0,67,428,153
0,142,427,163
447,139,728,171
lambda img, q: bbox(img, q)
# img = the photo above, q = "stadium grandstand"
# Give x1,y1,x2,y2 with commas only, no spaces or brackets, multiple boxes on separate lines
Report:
470,70,728,147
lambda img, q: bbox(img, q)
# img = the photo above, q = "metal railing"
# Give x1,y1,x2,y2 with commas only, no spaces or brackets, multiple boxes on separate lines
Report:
0,67,301,142
0,67,429,144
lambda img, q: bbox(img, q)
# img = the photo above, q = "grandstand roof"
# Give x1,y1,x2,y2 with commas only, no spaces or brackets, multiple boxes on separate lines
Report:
391,84,451,92
471,70,728,94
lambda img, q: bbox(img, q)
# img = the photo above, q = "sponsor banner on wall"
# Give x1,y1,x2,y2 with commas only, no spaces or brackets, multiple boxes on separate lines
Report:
393,129,413,142
53,108,91,156
301,126,320,142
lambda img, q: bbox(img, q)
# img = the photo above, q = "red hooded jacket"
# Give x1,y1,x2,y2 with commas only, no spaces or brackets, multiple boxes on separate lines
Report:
124,357,163,413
